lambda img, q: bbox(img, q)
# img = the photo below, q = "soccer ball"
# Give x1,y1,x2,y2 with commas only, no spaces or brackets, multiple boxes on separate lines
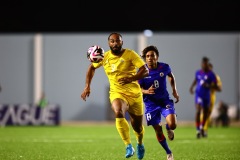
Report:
87,45,104,63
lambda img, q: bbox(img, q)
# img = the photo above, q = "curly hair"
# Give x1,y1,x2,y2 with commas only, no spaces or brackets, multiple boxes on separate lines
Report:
141,45,159,59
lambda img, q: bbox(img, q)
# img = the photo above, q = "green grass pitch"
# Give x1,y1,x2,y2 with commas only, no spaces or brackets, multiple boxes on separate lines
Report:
0,124,239,160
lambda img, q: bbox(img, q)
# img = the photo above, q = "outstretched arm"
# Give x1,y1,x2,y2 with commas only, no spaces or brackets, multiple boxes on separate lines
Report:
81,64,96,101
118,65,149,85
189,78,197,95
168,72,180,103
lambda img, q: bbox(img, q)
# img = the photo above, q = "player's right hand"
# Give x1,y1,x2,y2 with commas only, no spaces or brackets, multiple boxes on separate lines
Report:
189,87,194,95
81,86,91,101
145,84,155,94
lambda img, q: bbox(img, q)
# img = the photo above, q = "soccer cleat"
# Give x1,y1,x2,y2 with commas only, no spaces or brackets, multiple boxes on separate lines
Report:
201,129,207,138
196,131,201,139
167,129,174,141
125,144,135,158
137,144,145,159
202,131,208,138
167,153,174,160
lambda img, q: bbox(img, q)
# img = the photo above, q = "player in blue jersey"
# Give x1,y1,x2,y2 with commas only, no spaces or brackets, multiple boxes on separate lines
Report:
189,57,219,138
138,45,179,160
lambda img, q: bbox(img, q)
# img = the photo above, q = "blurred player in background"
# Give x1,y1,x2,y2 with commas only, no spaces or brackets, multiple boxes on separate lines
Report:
189,57,220,138
201,63,222,136
81,33,149,159
138,45,179,160
38,92,49,108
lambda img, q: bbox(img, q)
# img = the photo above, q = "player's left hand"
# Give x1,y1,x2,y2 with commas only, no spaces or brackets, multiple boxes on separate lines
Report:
172,90,179,103
118,77,133,85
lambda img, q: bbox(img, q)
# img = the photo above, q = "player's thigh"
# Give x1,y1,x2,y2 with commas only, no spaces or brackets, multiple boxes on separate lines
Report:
161,99,177,128
127,94,144,116
110,93,129,113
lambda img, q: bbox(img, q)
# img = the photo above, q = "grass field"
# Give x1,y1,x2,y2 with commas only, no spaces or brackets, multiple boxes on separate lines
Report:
0,123,240,160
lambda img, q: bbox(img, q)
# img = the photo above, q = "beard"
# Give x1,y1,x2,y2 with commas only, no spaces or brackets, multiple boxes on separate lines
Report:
110,46,122,55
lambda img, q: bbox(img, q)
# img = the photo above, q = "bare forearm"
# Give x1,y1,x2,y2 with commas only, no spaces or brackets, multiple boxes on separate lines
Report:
170,78,177,91
85,64,96,87
141,88,148,94
132,65,149,81
217,85,222,92
168,73,180,103
168,73,177,91
169,76,177,93
190,79,196,89
212,83,222,92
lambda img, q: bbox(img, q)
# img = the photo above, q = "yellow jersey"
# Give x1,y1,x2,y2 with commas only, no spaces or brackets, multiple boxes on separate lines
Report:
93,49,145,97
210,74,222,103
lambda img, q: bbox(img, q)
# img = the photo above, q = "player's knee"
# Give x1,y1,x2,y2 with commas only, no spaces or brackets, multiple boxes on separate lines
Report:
114,110,124,118
169,123,177,130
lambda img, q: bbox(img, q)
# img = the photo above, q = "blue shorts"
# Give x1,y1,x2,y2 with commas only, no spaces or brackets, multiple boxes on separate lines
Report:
195,95,210,108
144,99,176,126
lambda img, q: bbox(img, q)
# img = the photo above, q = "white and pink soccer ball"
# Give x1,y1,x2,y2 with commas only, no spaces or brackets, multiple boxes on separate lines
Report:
87,45,104,63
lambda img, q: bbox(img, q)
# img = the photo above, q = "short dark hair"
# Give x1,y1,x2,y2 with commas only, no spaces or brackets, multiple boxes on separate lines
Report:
141,45,159,58
108,32,122,40
202,56,209,63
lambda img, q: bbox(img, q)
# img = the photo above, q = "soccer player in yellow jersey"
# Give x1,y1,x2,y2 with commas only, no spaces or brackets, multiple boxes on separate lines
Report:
202,63,222,136
81,33,149,159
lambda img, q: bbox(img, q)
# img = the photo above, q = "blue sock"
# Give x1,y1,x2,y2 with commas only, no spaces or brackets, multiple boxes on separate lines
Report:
166,124,170,130
160,139,172,154
157,134,172,154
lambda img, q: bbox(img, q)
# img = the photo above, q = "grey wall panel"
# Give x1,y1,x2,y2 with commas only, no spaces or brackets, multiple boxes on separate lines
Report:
0,34,34,104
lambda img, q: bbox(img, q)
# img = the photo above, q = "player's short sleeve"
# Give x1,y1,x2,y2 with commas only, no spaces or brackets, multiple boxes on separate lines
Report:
130,50,145,68
92,61,103,69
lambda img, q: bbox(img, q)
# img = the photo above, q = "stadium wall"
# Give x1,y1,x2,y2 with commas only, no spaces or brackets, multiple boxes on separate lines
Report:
0,32,239,122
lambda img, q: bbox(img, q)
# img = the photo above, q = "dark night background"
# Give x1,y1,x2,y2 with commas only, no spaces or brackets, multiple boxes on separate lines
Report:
0,1,239,33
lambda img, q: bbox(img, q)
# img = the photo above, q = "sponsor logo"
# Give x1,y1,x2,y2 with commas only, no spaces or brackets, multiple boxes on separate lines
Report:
145,76,151,79
0,104,60,126
166,104,171,109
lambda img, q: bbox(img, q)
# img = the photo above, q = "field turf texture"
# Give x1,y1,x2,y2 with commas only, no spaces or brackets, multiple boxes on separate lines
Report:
0,122,239,160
